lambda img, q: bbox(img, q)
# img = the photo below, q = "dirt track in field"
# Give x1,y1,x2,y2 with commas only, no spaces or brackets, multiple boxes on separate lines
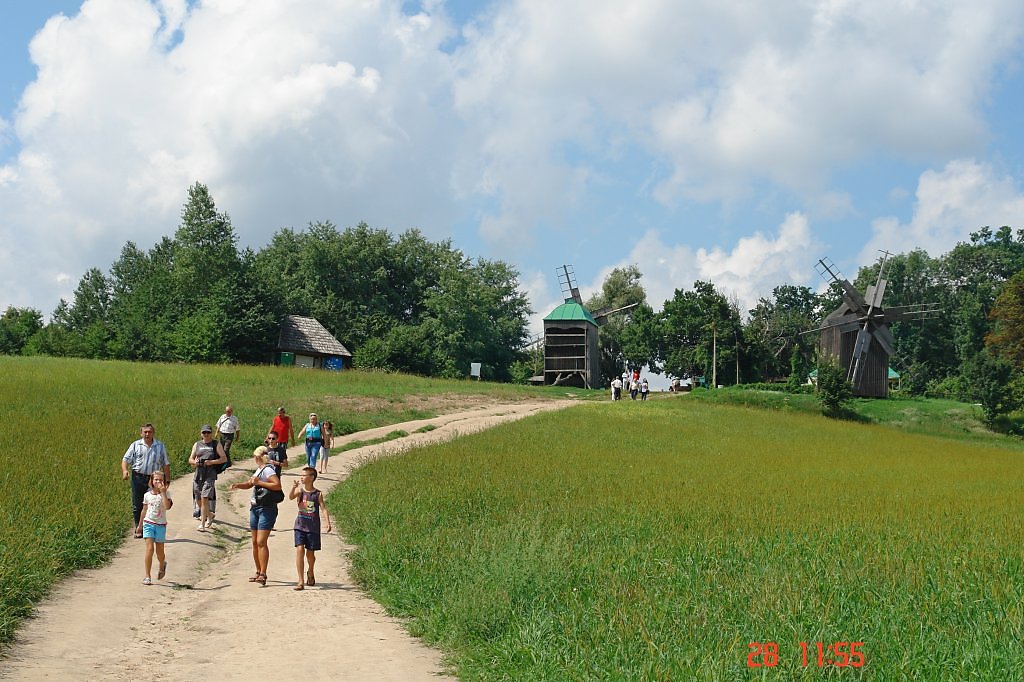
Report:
1,400,575,681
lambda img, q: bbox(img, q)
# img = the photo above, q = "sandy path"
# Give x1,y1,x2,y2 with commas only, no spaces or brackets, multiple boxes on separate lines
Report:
1,400,573,680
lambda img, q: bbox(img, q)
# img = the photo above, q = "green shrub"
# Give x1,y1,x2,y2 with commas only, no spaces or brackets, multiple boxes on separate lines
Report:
815,358,852,415
925,374,961,400
958,352,1017,425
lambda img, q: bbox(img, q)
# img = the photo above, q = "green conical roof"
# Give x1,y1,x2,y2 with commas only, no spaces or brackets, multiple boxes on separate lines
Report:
544,299,598,325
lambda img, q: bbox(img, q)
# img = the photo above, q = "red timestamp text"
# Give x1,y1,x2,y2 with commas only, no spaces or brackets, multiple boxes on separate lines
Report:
747,641,865,668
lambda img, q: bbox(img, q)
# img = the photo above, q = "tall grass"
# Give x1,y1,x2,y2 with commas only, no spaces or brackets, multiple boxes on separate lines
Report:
0,355,574,644
691,386,1024,450
330,399,1024,679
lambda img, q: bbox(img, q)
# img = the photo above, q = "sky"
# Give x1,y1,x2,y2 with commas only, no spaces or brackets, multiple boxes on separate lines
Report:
2,0,1024,346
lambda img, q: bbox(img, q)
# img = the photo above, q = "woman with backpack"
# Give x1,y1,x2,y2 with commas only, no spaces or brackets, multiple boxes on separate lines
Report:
189,424,227,531
231,447,283,586
297,412,325,470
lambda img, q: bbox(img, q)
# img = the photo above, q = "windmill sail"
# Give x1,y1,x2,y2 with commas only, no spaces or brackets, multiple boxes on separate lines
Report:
809,252,940,398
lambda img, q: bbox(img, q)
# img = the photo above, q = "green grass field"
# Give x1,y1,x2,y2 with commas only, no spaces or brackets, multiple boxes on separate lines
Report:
4,356,1022,679
0,355,570,644
329,399,1024,679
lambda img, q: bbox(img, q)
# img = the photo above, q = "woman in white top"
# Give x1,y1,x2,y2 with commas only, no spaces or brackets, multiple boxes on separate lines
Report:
230,448,282,586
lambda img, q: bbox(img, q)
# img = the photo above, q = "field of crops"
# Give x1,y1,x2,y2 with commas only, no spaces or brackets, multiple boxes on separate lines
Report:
0,355,559,644
330,399,1024,679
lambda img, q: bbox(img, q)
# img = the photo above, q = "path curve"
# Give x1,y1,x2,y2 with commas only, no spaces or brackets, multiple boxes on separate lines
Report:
1,400,575,680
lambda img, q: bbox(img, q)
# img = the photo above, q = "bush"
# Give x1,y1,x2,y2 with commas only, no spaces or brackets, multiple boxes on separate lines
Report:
734,382,814,394
958,352,1017,426
925,375,961,400
815,359,852,415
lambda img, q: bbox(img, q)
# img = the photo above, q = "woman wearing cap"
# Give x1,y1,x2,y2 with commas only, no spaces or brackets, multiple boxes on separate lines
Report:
297,413,324,469
189,424,227,531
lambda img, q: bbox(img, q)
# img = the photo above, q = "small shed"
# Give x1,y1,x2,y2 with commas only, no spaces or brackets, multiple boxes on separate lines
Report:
543,299,599,388
277,315,352,370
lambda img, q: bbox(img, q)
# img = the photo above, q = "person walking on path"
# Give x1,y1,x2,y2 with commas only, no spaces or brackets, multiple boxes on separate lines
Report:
136,471,170,585
215,404,240,458
289,467,331,590
271,406,297,450
231,447,283,586
297,412,324,469
319,421,334,473
121,423,171,538
265,430,289,475
189,425,227,531
640,378,649,400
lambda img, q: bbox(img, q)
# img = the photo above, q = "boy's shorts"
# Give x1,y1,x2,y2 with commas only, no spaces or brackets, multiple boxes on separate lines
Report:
294,529,321,551
142,522,167,542
249,504,278,531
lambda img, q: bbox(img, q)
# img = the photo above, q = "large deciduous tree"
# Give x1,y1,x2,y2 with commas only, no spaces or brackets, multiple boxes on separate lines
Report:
658,281,741,385
0,306,43,355
744,284,820,383
584,265,649,384
986,267,1024,367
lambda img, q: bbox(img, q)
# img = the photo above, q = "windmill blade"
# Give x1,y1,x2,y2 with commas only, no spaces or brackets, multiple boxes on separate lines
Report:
871,323,896,357
849,325,873,386
838,278,869,312
883,303,942,321
866,278,887,310
592,302,640,326
815,258,869,311
801,311,863,335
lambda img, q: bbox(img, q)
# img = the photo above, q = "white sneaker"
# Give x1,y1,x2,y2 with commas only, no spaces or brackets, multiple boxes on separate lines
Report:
203,518,213,529
197,523,206,532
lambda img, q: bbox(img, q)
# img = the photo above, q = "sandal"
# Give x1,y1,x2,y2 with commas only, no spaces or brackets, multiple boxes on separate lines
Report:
293,584,304,591
248,572,262,583
306,570,315,586
158,561,167,580
256,574,267,586
142,577,152,586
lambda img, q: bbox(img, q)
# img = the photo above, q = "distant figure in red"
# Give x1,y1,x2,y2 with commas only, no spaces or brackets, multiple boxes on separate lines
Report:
632,368,640,383
272,406,297,449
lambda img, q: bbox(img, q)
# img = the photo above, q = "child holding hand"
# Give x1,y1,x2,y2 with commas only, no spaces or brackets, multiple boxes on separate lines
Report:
289,467,331,590
137,471,170,585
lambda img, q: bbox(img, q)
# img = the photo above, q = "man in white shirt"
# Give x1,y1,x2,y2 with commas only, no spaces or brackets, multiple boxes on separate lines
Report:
215,404,241,457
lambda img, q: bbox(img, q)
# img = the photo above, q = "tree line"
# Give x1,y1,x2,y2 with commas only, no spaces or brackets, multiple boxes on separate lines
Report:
2,181,1021,419
0,183,531,381
572,225,1024,423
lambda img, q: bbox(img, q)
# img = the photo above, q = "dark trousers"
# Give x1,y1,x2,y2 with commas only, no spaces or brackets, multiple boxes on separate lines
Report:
130,470,150,527
218,431,235,457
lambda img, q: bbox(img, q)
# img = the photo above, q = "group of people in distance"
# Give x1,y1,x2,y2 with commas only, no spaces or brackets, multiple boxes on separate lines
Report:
120,405,336,590
610,368,649,401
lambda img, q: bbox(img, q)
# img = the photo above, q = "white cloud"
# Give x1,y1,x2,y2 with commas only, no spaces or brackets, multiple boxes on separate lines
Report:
1,0,1022,321
454,0,1024,237
862,159,1024,260
1,0,463,312
583,211,822,318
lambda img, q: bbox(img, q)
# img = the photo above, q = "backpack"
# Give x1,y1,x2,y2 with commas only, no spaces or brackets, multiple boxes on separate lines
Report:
254,466,285,506
216,447,233,474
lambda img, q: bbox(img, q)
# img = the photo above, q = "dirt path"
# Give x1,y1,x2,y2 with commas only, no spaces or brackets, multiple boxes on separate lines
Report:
1,400,574,680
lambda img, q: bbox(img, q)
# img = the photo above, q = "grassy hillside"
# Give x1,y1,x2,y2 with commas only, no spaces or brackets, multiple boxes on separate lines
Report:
330,398,1024,679
688,386,1024,449
0,355,584,644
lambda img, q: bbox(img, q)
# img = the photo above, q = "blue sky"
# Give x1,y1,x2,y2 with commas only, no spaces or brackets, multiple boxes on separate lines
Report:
2,0,1024,346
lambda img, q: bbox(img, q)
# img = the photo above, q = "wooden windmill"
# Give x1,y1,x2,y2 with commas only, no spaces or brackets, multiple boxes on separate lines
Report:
543,265,638,388
808,253,940,397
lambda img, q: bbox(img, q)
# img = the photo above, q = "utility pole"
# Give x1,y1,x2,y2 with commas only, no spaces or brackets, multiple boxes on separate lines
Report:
711,321,717,388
